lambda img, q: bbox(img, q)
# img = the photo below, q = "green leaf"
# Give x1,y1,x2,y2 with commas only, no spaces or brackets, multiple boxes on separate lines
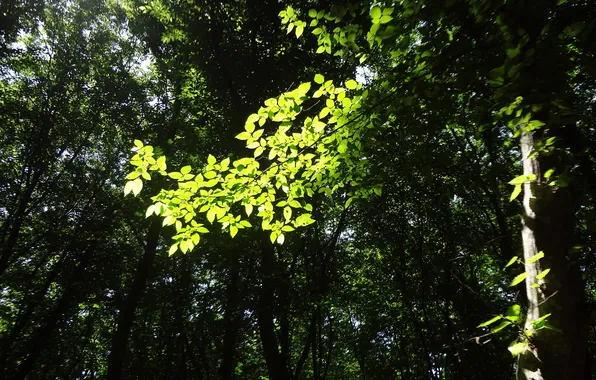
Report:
506,46,520,58
528,120,546,129
489,66,505,78
181,165,191,174
156,156,167,170
536,268,550,280
510,184,522,202
491,321,511,333
506,304,521,317
236,132,252,140
230,225,238,238
207,209,216,223
505,256,519,268
505,304,522,322
284,206,292,221
277,233,285,245
246,113,259,124
254,147,265,158
314,74,325,84
180,240,188,253
208,154,216,165
169,172,182,179
379,15,393,24
204,171,217,179
132,178,143,196
191,233,200,245
295,25,304,38
527,251,544,264
169,244,178,256
145,205,155,218
124,181,134,196
531,313,551,328
345,79,358,89
126,172,141,179
509,174,536,185
477,315,502,328
297,82,311,94
370,6,381,19
508,341,525,357
134,139,143,148
509,272,528,286
270,231,277,244
308,9,317,18
373,186,382,196
162,216,174,226
245,204,253,217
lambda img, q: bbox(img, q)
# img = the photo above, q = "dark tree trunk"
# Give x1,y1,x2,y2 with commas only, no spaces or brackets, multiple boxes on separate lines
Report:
107,218,161,380
256,239,290,380
218,262,242,380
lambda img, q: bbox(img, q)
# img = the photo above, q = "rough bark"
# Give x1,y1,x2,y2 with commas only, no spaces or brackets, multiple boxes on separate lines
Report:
516,131,588,379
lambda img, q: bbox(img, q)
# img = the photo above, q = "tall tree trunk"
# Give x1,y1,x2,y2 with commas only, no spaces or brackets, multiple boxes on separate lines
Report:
107,218,161,380
218,261,242,380
107,76,182,379
256,239,290,380
516,131,588,379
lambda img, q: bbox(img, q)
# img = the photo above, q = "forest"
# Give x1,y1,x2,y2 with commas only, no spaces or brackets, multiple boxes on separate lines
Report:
1,0,595,379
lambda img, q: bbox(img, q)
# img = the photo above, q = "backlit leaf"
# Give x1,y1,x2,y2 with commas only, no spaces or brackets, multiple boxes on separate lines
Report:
536,268,550,280
527,251,544,264
509,272,528,286
505,256,518,268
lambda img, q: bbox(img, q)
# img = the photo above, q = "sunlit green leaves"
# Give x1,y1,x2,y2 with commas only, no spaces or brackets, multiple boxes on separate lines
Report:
509,174,536,185
505,256,518,268
536,268,550,280
345,79,358,89
505,304,521,323
527,251,544,264
370,7,381,20
509,272,528,286
510,184,522,201
125,77,377,254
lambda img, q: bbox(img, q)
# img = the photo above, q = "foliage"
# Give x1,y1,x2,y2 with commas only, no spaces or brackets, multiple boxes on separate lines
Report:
1,0,596,379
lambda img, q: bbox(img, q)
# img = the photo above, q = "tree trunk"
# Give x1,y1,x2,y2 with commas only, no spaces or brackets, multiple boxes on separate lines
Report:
107,218,161,380
218,261,242,380
256,239,290,380
516,131,588,379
